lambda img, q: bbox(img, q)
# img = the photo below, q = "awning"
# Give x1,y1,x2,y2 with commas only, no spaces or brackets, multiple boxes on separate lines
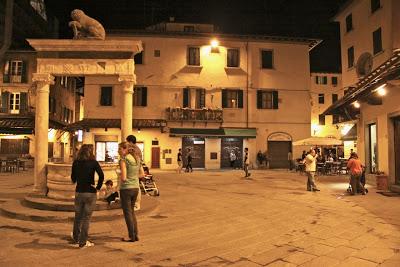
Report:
323,49,400,117
65,118,167,131
169,128,256,138
342,124,357,141
0,115,66,134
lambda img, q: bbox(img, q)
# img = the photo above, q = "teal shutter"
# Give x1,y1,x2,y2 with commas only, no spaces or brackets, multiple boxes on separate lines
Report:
257,90,262,109
3,61,10,83
21,61,28,83
1,92,9,112
222,89,227,108
142,87,147,106
237,90,243,108
183,88,190,108
20,92,27,112
272,91,279,109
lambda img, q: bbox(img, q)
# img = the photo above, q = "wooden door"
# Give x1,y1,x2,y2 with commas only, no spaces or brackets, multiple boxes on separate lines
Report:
268,141,291,169
394,118,400,184
151,147,160,168
182,137,205,168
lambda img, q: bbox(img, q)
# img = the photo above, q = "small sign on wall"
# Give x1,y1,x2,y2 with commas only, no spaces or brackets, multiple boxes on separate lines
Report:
210,152,218,160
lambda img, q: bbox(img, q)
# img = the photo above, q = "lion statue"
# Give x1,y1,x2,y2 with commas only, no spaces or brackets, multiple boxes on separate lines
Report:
68,9,105,40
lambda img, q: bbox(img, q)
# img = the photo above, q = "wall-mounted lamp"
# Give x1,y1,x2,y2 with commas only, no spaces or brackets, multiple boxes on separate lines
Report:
210,39,219,53
137,128,141,133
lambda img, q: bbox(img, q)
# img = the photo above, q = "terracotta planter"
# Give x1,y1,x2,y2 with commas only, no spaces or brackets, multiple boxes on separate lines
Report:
376,175,388,191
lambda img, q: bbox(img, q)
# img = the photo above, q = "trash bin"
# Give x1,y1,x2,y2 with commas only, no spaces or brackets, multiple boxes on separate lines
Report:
376,175,388,191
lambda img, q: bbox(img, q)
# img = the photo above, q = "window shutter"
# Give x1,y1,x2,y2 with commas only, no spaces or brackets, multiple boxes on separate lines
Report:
142,87,147,106
183,88,190,108
272,91,279,109
20,92,27,112
237,90,243,108
1,92,9,112
21,61,28,83
257,90,262,109
3,60,10,83
222,89,227,108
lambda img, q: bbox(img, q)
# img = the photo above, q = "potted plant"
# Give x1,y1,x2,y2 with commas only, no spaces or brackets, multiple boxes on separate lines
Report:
375,171,388,191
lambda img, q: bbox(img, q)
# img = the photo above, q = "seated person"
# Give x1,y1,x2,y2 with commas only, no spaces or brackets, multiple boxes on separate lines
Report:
99,180,119,204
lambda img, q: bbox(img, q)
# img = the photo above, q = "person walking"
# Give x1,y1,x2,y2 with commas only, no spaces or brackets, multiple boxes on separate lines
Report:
177,148,183,173
243,147,251,178
126,135,142,211
288,150,293,171
347,152,366,195
304,149,319,191
118,142,143,242
185,148,193,172
229,150,237,169
71,144,104,248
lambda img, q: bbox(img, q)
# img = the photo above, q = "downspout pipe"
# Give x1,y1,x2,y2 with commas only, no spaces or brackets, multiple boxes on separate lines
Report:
0,0,14,60
246,40,249,128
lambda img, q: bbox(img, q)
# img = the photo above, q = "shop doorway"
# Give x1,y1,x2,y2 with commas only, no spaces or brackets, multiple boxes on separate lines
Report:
394,117,400,184
182,137,205,168
268,141,291,168
368,123,378,173
221,138,243,168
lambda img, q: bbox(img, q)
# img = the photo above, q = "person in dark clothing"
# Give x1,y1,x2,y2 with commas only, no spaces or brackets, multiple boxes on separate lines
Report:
71,144,104,248
185,148,193,172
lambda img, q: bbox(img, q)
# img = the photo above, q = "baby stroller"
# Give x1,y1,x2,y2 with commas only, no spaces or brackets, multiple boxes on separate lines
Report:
140,164,160,196
347,167,368,194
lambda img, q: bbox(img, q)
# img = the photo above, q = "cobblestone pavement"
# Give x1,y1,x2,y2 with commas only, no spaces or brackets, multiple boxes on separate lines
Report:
0,169,400,266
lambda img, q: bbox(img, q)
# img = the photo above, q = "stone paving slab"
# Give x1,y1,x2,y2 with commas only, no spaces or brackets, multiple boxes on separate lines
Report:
1,170,400,266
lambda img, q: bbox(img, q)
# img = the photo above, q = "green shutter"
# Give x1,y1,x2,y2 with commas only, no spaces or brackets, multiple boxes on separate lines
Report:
3,61,10,83
142,87,147,106
222,89,227,108
20,92,27,112
237,90,243,108
1,92,9,112
21,61,28,83
272,91,279,109
183,88,189,108
257,90,262,109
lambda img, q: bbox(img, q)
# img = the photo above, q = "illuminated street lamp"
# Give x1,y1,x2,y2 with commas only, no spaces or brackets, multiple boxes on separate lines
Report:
353,101,360,108
376,84,387,96
210,39,219,53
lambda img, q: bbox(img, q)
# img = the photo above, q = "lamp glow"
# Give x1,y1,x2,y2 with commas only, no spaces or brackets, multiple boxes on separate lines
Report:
376,84,387,96
210,39,219,48
353,101,360,108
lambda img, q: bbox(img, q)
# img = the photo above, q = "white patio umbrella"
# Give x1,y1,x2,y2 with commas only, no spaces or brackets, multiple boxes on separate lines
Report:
293,136,343,146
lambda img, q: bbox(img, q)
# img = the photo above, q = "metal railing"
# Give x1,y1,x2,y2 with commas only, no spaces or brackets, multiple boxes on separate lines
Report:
166,107,223,122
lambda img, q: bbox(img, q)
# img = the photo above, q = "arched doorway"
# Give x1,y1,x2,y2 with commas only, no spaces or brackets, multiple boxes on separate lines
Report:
267,132,292,169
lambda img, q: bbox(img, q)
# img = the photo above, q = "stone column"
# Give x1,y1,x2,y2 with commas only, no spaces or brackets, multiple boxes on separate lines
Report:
32,73,54,195
118,74,136,141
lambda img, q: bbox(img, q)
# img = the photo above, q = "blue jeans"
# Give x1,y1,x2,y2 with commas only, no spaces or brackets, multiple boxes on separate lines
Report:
73,192,97,246
120,188,139,240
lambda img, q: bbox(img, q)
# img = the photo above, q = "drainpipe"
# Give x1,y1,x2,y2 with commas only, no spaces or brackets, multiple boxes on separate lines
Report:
0,0,14,59
246,40,249,128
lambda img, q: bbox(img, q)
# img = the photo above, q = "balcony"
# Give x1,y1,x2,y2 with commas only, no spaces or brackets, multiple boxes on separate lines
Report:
166,107,223,122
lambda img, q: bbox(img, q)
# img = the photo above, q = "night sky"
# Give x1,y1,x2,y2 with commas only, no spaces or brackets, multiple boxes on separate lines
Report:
45,0,347,72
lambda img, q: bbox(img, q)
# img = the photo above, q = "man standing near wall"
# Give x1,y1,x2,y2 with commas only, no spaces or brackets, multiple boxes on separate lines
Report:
244,148,251,178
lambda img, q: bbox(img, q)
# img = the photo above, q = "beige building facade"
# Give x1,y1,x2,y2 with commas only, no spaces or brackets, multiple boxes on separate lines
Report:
68,23,320,170
326,0,400,191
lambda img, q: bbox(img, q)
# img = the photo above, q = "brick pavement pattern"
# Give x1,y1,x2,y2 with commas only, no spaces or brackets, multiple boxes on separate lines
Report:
0,170,400,266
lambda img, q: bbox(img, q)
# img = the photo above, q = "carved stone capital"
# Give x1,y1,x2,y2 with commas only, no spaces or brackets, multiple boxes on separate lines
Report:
118,74,136,89
32,73,55,85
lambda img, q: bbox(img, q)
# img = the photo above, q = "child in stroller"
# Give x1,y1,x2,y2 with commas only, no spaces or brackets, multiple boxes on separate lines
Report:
347,167,368,194
140,163,160,196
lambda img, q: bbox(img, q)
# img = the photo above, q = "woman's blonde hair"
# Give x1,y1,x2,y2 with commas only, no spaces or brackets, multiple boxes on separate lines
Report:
119,141,140,163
